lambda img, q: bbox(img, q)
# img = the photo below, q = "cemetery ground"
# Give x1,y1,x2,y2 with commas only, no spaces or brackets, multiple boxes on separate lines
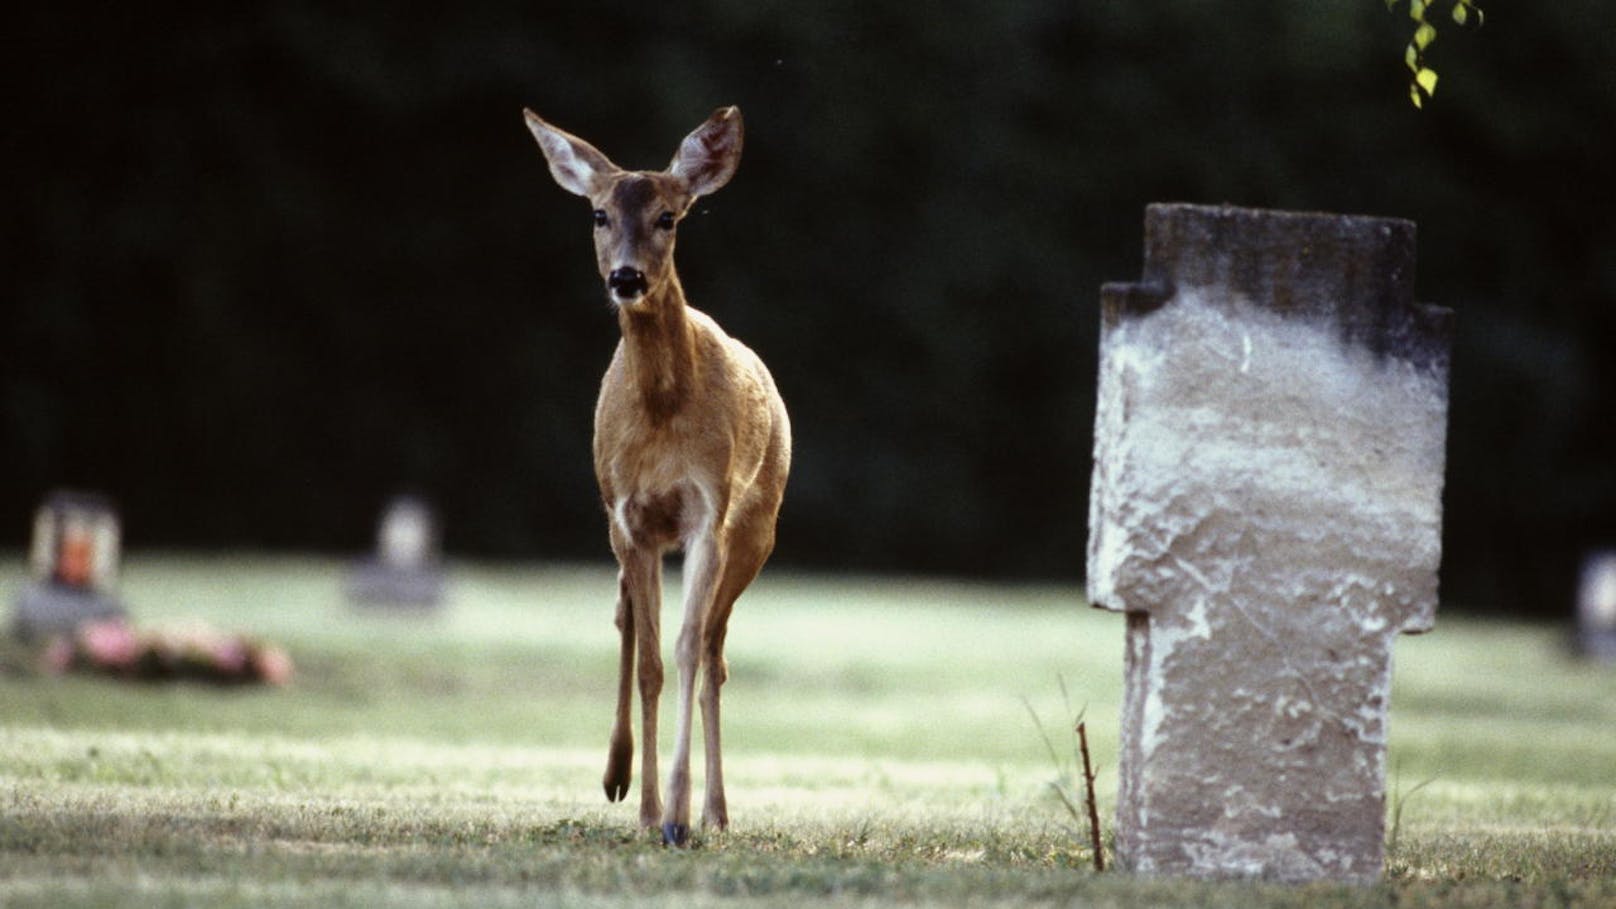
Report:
1,556,1612,907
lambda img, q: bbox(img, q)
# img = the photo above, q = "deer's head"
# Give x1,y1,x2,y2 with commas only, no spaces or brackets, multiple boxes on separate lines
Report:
525,106,743,309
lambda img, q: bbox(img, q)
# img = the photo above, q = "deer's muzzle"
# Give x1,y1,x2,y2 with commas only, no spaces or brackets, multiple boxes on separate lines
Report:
608,267,648,300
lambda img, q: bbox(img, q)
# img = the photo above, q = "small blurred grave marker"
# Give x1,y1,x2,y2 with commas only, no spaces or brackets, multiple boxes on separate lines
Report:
12,490,128,639
345,496,445,610
1088,204,1453,882
1575,550,1616,662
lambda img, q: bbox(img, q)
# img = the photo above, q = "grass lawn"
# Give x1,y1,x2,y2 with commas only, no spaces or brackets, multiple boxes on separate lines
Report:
1,555,1613,907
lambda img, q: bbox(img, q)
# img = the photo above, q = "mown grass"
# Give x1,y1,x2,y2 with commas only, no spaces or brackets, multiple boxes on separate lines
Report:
1,555,1613,907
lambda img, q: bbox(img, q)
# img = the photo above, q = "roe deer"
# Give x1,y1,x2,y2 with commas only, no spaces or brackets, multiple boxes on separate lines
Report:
523,106,791,846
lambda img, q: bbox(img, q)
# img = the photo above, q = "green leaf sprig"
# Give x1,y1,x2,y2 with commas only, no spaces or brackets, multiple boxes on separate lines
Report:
1389,0,1484,108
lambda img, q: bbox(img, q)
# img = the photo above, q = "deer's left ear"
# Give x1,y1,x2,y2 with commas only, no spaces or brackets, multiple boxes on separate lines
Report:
670,106,743,199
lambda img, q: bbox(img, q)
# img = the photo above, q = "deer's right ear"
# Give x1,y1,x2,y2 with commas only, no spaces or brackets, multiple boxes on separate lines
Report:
524,109,617,197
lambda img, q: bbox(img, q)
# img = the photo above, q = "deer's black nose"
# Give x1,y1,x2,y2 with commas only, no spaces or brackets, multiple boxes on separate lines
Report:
608,267,647,299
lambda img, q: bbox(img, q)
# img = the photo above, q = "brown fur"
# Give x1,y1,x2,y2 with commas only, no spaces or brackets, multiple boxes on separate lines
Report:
524,106,791,845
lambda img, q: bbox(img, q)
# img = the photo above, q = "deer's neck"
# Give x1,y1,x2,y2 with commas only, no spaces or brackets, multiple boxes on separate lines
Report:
617,277,697,422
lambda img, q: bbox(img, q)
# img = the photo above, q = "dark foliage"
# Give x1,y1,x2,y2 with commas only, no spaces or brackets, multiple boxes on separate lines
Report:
5,1,1613,614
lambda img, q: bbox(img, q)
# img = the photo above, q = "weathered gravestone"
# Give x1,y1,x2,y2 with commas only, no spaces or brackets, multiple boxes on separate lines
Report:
346,496,446,609
1087,204,1453,882
13,490,128,639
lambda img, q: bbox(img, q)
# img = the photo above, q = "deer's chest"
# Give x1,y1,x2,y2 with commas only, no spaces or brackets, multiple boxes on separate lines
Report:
602,433,716,551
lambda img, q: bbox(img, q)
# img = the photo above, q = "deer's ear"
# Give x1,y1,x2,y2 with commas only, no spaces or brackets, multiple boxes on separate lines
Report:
524,109,618,197
669,106,743,199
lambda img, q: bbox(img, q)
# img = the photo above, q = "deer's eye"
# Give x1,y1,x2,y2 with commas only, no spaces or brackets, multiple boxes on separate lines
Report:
655,211,676,231
593,210,608,228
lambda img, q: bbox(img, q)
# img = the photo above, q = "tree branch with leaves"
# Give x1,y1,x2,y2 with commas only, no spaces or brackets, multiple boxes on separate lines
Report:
1388,0,1484,107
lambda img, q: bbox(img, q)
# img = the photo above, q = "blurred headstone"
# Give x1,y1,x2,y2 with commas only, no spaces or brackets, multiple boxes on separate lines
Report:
1088,204,1452,882
13,490,128,639
345,496,445,610
1575,550,1616,662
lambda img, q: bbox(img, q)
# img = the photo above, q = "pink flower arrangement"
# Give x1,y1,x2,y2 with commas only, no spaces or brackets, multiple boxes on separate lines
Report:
78,619,141,669
41,618,293,686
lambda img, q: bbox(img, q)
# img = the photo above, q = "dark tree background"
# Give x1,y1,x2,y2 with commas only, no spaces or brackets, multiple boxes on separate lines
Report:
5,1,1613,616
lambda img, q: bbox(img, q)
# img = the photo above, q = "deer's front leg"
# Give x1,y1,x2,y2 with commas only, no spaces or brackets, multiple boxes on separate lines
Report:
619,547,664,829
662,531,725,847
603,571,635,803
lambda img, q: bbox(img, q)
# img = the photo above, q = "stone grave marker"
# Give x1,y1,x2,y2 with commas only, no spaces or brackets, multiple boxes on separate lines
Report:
1087,204,1453,882
346,495,446,609
13,490,128,639
1575,550,1616,662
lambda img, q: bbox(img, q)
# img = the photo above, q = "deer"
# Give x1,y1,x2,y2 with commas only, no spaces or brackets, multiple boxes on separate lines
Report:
522,106,791,847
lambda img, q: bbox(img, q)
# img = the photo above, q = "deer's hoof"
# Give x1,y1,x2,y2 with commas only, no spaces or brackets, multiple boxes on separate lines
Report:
661,823,690,848
603,740,632,802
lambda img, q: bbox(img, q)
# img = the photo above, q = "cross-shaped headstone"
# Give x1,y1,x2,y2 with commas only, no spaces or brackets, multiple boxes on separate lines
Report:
1087,204,1453,882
